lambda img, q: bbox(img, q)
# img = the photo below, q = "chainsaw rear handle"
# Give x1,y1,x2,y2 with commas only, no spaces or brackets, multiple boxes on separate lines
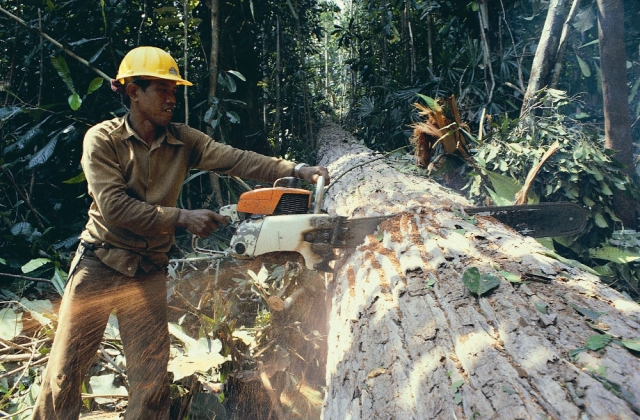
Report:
314,175,325,214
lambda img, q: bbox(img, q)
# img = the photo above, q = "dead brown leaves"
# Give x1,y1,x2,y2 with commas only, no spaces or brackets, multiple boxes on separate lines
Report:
409,95,471,168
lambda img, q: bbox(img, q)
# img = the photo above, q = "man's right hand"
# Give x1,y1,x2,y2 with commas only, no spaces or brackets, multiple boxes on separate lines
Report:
177,209,228,237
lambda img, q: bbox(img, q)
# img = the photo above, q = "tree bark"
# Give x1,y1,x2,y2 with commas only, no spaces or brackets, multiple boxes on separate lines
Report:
316,123,640,419
521,0,569,114
596,0,637,228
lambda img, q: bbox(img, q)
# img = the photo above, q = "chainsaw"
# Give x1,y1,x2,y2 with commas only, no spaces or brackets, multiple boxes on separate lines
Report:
193,177,587,272
192,176,389,271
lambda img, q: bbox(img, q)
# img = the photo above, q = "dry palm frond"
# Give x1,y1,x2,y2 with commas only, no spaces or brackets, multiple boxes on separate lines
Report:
409,95,471,168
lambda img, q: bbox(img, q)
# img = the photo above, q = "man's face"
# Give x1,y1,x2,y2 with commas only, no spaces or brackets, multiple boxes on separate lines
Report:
131,79,178,127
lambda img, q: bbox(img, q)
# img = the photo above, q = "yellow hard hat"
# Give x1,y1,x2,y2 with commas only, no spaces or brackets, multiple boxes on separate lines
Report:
115,46,192,86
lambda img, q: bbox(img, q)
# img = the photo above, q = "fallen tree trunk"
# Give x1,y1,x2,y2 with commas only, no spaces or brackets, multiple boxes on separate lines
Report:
316,123,640,419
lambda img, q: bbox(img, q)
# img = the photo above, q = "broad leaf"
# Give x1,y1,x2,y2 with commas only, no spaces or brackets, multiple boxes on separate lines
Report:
0,106,22,122
0,308,23,341
227,70,246,81
168,323,230,380
86,78,103,95
89,374,128,404
620,337,640,352
590,246,640,264
28,132,59,168
21,258,51,274
585,334,611,351
576,55,591,78
19,298,53,326
68,93,82,111
462,267,500,296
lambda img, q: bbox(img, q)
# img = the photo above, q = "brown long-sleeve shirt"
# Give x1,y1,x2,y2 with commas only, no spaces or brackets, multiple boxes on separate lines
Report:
79,115,296,276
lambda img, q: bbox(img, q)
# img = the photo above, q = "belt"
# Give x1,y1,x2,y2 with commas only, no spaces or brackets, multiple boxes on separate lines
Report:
80,239,111,251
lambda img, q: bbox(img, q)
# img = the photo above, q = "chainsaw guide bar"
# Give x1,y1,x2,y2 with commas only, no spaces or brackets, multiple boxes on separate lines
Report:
463,202,588,238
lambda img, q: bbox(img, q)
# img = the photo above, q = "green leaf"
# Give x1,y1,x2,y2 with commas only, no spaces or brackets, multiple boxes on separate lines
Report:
50,55,77,94
462,267,500,296
620,337,640,352
534,301,549,314
68,93,82,111
576,55,591,78
569,303,602,322
416,93,441,112
21,258,51,274
86,78,103,95
585,334,612,351
63,172,86,184
593,213,608,228
569,347,586,360
450,379,464,392
52,267,67,297
226,111,240,124
225,74,237,93
498,270,521,283
227,70,246,81
590,246,640,264
483,169,523,204
157,17,182,26
0,258,6,265
454,392,462,404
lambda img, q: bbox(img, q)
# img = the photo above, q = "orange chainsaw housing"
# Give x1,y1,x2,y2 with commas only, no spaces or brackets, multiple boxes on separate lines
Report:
236,188,311,215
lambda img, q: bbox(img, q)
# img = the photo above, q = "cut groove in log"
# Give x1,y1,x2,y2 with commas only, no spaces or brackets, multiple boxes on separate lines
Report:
316,123,640,419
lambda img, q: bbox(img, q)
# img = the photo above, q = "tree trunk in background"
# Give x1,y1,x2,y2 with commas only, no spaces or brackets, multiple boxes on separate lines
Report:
521,0,569,114
597,0,638,228
316,123,640,419
550,0,582,89
207,0,223,207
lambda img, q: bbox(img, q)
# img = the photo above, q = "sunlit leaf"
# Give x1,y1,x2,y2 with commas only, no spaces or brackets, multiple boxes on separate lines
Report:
89,374,128,403
20,298,54,326
52,267,67,297
227,70,246,81
63,172,86,184
620,337,640,352
0,308,22,341
590,246,640,264
68,93,82,111
576,55,591,78
461,267,500,296
21,258,51,274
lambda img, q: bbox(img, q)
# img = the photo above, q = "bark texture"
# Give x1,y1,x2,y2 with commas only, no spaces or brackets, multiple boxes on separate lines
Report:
521,0,569,114
316,123,640,419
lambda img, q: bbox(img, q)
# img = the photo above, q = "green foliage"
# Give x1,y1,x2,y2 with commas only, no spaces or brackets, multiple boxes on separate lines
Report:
464,89,640,298
461,266,500,296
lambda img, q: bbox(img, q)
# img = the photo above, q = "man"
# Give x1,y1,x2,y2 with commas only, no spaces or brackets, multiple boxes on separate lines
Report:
31,46,329,419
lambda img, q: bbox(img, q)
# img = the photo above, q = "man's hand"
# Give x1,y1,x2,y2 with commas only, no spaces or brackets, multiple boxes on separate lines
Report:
177,209,228,237
298,165,331,184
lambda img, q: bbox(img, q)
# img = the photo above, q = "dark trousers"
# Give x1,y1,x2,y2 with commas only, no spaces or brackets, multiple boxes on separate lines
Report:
30,251,171,420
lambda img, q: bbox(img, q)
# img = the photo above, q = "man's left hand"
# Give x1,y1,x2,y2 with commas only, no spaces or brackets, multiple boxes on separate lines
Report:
298,166,330,184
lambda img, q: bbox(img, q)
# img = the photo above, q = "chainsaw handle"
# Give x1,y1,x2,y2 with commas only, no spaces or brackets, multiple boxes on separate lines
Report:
314,175,325,214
